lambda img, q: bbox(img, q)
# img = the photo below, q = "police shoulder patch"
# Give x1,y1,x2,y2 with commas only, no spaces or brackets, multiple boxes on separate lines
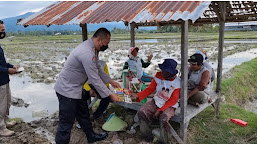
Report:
92,56,96,61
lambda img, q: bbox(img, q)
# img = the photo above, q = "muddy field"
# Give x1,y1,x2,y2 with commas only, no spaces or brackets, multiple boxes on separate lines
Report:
1,33,257,143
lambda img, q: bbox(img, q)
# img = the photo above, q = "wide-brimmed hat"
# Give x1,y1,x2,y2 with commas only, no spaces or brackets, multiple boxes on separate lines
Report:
158,59,178,75
188,53,203,63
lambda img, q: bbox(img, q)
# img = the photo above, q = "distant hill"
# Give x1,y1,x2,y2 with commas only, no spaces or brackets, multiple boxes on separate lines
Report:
3,12,156,32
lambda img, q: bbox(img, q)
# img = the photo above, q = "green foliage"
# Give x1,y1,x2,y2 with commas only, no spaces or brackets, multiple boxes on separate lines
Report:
156,24,218,33
189,104,257,144
221,58,257,105
157,25,181,33
7,30,82,37
8,118,23,123
189,24,219,33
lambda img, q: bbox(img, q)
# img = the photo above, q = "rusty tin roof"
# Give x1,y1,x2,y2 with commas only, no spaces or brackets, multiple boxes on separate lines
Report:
18,1,211,26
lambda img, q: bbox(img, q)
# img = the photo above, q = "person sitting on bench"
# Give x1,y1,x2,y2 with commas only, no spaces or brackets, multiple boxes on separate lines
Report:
123,47,153,82
195,50,215,88
131,59,181,143
187,53,211,107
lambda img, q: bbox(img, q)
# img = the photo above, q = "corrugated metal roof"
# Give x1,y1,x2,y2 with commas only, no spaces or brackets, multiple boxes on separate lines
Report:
18,1,211,26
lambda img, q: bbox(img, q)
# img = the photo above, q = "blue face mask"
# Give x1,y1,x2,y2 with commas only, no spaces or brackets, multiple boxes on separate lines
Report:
0,32,5,39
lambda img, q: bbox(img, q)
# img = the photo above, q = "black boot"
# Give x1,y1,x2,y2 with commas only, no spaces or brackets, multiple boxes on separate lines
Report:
87,131,108,143
140,120,153,142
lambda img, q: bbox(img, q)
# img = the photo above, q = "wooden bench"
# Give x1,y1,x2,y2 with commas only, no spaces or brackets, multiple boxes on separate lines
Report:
114,91,218,144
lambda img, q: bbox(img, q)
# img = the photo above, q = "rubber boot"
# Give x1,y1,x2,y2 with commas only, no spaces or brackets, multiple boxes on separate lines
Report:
159,120,168,144
140,120,153,142
86,130,108,143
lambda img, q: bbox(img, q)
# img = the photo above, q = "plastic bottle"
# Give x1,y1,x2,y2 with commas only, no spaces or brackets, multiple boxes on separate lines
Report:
130,78,140,93
230,118,248,127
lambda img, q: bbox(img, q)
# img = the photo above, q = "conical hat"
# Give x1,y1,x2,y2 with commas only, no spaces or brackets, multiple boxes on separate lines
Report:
102,113,128,131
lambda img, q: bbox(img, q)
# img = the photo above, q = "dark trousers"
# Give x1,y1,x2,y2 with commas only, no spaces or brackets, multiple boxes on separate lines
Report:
55,92,93,144
86,85,111,119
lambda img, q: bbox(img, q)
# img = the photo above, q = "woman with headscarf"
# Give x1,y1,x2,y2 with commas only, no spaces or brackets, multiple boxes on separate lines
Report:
123,47,153,82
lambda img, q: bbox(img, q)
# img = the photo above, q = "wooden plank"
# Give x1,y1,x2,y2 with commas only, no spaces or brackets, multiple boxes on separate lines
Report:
170,126,184,144
170,91,218,123
113,91,218,123
114,101,143,111
80,23,88,41
130,22,136,47
180,20,189,143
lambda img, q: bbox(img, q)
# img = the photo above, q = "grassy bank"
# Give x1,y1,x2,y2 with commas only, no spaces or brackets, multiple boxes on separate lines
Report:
221,58,257,105
187,58,257,144
188,104,257,144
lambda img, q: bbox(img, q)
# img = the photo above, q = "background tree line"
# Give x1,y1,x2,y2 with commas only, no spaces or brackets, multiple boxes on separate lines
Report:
6,24,219,36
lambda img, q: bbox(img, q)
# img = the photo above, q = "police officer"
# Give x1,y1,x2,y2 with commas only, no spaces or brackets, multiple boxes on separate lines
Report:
54,28,120,144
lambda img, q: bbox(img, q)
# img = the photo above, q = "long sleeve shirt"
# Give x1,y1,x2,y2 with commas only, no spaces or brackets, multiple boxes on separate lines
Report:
0,44,13,86
137,72,181,111
54,38,112,99
123,59,151,70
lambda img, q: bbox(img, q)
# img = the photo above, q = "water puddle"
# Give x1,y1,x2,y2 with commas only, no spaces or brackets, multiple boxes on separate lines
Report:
9,75,58,122
120,39,178,43
210,48,257,74
224,39,257,44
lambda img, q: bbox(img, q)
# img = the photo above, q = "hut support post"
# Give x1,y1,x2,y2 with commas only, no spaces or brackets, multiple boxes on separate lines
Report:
81,23,88,41
215,2,226,117
130,22,136,47
180,20,189,144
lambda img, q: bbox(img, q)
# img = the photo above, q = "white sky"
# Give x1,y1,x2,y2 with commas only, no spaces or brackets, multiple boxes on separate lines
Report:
0,1,56,19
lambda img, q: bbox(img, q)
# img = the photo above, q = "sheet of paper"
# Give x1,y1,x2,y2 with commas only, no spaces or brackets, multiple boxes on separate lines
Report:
17,67,24,73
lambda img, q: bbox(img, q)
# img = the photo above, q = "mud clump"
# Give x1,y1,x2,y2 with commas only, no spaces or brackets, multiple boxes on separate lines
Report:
0,123,50,144
11,97,29,108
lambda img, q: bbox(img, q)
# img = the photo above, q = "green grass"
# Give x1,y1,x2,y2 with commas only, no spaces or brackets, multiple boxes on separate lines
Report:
8,117,23,123
6,31,257,43
187,58,257,144
221,58,257,105
188,104,257,144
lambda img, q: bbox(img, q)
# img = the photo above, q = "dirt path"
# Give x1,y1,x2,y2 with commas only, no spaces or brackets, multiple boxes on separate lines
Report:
1,109,157,144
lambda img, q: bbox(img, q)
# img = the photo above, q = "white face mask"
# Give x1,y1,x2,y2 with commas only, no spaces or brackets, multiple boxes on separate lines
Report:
129,54,138,61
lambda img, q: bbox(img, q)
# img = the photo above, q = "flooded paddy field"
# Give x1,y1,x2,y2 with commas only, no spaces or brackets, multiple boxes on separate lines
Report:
0,31,257,143
1,32,257,122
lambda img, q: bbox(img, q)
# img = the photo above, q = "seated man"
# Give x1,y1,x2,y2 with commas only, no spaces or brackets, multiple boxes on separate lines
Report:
187,53,211,107
123,47,153,82
195,50,215,85
83,60,110,119
131,59,180,143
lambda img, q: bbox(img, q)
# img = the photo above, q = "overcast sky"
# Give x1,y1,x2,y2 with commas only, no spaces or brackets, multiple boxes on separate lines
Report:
0,1,56,19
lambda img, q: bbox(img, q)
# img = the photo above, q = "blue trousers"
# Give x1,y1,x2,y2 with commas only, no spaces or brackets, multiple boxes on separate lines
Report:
55,92,93,144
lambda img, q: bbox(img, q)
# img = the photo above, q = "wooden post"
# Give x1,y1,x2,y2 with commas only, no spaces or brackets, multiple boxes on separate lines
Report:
215,2,226,117
180,20,188,143
130,22,136,47
80,23,88,41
